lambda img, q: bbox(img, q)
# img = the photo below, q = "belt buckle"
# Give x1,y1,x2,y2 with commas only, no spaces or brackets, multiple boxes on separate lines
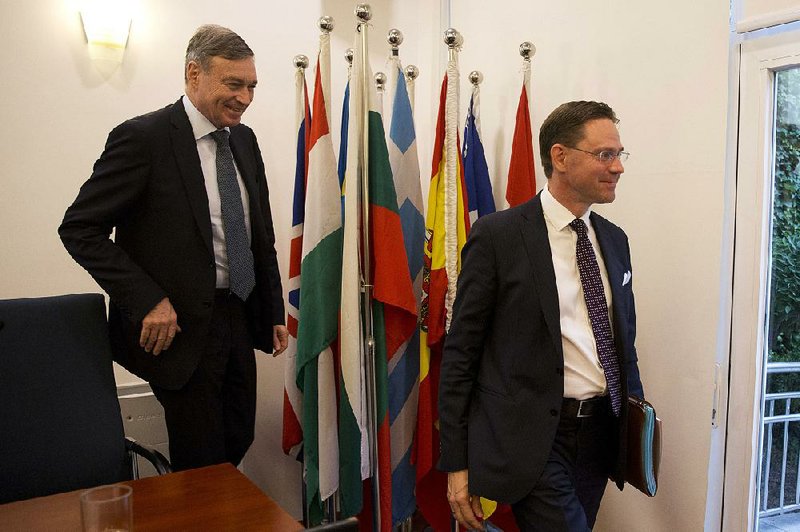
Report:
576,400,591,418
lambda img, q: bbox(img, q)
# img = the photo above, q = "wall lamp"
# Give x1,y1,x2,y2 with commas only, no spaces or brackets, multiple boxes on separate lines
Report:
80,0,132,62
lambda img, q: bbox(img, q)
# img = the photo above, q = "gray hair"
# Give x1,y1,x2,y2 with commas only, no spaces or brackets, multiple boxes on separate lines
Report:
185,24,253,77
539,101,619,178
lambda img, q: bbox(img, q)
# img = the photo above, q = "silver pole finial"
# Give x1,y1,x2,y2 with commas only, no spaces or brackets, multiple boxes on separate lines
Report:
375,71,386,92
405,64,419,81
388,28,403,51
293,54,309,70
318,16,335,33
519,41,536,61
355,4,372,23
444,28,463,49
469,70,483,86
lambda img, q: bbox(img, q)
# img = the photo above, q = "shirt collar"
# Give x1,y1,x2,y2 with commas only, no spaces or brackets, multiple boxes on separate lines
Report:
182,95,225,141
541,184,592,231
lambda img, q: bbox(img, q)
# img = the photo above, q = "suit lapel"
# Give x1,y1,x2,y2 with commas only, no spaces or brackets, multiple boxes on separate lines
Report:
169,101,214,255
519,194,563,361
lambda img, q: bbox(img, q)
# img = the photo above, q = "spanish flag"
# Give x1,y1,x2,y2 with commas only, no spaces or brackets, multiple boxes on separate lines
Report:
416,70,470,532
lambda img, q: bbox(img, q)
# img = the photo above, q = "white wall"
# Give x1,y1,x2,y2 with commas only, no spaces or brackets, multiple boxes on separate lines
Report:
0,0,730,529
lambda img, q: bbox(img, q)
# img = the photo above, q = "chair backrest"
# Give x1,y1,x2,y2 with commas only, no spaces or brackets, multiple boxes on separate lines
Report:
0,294,128,503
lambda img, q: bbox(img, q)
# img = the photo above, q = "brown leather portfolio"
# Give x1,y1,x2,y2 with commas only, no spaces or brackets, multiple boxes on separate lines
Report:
624,396,661,496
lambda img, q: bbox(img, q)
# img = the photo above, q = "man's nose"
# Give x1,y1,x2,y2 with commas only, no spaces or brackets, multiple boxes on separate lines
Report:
610,157,624,173
236,88,254,105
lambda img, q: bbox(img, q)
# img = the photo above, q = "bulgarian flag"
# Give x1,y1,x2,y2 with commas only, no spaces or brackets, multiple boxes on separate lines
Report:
505,57,536,207
295,32,342,526
282,60,310,458
416,66,470,532
339,27,417,532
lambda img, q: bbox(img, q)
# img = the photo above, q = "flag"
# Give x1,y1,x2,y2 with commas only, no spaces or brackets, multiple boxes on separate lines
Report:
339,33,369,523
295,33,343,525
463,82,496,223
282,62,310,459
338,72,350,215
416,64,471,531
339,29,417,532
505,59,536,207
385,55,424,525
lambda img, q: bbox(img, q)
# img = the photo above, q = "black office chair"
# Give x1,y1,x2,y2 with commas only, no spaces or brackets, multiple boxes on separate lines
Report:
0,293,170,503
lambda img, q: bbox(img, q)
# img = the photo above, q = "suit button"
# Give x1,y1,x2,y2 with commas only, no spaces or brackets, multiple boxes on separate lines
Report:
203,300,212,307
550,409,558,416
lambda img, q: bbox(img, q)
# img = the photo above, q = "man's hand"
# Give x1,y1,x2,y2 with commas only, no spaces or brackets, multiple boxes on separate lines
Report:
139,298,181,355
447,469,484,530
272,324,288,356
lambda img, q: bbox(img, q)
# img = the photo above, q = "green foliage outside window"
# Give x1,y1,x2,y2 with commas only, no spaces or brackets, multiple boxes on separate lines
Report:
769,68,800,366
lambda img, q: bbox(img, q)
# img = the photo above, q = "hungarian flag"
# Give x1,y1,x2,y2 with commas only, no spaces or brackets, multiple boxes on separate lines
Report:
295,33,343,525
505,61,536,207
415,70,470,532
282,62,310,458
385,56,424,525
463,82,496,222
339,29,417,532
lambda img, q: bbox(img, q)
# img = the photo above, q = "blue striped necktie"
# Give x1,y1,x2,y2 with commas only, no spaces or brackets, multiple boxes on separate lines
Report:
569,218,622,416
210,129,256,302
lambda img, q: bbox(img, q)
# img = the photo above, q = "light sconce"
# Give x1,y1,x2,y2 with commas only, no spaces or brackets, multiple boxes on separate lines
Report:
80,0,132,63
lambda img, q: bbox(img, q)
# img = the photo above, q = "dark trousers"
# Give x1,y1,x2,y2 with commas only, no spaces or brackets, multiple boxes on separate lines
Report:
511,398,616,532
151,291,257,471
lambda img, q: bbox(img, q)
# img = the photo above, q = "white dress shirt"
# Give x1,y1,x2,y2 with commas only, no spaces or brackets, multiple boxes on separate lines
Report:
182,96,252,289
541,186,613,400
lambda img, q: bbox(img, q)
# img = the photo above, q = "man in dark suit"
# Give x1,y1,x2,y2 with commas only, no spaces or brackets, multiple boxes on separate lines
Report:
439,101,644,531
59,24,288,471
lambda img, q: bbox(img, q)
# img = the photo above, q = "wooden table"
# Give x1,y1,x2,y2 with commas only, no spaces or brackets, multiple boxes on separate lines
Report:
0,463,303,531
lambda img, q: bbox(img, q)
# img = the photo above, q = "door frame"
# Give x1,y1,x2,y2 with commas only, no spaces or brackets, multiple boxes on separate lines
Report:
723,28,800,531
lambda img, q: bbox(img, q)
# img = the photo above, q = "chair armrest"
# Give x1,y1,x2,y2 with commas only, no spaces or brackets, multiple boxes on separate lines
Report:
125,437,172,476
304,517,359,531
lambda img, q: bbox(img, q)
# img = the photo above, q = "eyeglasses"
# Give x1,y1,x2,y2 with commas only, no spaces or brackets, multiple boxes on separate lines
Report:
566,146,629,163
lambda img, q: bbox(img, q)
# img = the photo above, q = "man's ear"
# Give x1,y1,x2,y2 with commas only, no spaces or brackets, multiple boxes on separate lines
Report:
551,144,568,173
186,61,200,87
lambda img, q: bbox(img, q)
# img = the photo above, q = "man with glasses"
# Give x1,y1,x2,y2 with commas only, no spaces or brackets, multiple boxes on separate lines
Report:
439,101,644,531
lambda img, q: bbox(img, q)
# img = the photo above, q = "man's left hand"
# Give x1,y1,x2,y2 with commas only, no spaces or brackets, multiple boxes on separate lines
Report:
272,324,288,356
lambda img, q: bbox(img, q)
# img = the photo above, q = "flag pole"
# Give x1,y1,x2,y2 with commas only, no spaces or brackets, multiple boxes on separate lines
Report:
290,51,310,528
442,27,462,333
444,27,464,532
354,4,380,531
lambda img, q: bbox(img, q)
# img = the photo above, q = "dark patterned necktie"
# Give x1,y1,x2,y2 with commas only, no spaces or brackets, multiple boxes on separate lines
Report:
210,129,256,302
569,218,622,416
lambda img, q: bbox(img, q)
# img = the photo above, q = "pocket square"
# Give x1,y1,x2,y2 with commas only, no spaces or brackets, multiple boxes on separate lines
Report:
622,271,632,286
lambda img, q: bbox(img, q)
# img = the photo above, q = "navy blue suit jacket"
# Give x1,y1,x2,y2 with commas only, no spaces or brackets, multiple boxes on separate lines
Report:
437,193,643,502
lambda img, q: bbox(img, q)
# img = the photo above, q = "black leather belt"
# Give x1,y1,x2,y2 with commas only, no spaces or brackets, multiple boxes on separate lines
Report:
562,396,609,418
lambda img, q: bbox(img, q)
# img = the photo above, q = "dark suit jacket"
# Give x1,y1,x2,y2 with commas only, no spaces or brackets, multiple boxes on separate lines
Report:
59,99,285,390
437,193,643,503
